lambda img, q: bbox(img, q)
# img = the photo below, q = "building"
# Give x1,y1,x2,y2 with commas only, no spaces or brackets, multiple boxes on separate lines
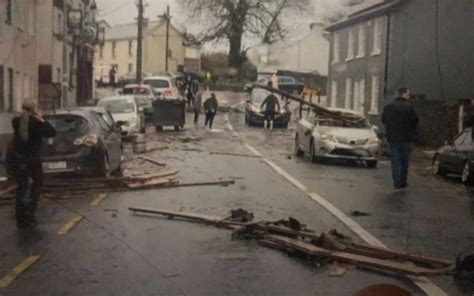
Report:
95,17,201,83
247,23,330,76
325,0,474,125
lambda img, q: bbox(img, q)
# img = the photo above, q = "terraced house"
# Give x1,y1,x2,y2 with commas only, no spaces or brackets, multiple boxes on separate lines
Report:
326,0,474,126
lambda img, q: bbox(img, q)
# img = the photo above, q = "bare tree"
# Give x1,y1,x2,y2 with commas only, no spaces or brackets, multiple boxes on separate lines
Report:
179,0,311,68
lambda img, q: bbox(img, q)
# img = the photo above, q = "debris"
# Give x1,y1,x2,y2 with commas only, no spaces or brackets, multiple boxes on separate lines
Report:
126,177,175,189
350,210,372,217
455,249,474,280
172,180,235,188
209,152,261,159
136,156,166,167
0,185,16,200
182,148,204,152
354,284,412,296
329,263,347,277
128,207,454,278
134,146,169,155
177,136,202,143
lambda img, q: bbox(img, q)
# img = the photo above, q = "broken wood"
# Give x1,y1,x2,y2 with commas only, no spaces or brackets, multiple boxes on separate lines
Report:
209,152,261,159
136,156,166,167
0,186,16,199
126,178,175,189
170,180,235,188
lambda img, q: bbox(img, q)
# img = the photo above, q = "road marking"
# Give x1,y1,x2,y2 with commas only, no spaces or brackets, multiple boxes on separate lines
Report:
0,256,40,288
90,193,108,207
58,214,84,235
224,114,448,296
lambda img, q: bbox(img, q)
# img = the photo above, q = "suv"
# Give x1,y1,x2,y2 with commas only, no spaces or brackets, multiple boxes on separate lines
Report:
143,76,179,99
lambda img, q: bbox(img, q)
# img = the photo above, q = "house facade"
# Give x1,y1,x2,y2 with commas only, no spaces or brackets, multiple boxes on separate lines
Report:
326,0,474,125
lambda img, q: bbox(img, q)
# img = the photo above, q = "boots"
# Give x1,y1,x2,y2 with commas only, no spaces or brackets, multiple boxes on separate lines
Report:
270,120,274,132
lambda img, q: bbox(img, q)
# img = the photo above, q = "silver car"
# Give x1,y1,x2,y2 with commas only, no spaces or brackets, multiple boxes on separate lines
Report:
295,108,381,168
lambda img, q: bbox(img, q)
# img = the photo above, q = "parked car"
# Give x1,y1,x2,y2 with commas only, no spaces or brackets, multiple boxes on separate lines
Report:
117,72,148,88
143,76,180,99
255,75,305,95
295,108,381,167
245,87,292,128
432,128,474,183
41,109,123,177
121,84,155,117
97,95,145,136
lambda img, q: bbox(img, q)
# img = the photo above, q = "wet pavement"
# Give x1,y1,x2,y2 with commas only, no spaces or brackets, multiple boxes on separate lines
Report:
1,92,473,295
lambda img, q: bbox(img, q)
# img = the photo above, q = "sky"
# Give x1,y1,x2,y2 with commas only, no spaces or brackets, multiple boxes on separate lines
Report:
95,0,355,51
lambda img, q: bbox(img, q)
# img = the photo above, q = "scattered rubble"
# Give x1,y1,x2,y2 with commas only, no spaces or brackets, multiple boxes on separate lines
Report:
128,207,455,278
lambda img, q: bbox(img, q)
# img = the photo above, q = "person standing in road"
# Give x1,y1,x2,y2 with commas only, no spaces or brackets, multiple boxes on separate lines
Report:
261,91,281,132
204,93,218,130
10,100,56,227
185,75,198,107
193,90,203,124
382,87,419,190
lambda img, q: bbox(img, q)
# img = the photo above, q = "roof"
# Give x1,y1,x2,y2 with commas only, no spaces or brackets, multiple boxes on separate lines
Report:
104,19,182,41
326,0,402,31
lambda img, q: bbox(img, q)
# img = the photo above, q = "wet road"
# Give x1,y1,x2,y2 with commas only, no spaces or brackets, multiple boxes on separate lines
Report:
1,92,474,295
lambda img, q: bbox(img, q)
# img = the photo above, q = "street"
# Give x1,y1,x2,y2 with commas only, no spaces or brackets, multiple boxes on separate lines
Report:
0,92,473,296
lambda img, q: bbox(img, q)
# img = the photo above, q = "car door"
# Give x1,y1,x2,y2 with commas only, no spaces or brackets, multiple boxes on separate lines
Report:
443,130,469,171
93,112,122,170
298,110,315,152
454,129,473,172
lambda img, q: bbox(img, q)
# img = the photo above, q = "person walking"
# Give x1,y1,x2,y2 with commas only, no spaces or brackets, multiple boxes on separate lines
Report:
382,87,419,190
261,91,281,131
185,75,198,107
193,90,203,124
10,100,56,227
204,93,218,130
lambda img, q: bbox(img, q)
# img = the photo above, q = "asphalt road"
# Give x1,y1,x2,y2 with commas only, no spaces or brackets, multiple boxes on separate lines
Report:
1,92,473,296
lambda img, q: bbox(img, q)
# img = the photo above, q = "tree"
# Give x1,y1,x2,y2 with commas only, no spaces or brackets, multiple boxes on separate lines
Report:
179,0,311,68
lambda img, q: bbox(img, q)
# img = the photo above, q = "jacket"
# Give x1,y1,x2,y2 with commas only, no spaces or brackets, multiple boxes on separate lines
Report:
193,94,202,112
261,94,280,113
12,116,56,159
382,97,419,143
204,97,218,113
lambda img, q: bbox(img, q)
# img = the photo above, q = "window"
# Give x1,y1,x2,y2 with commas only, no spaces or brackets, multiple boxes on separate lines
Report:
370,75,380,114
8,68,13,111
357,24,366,58
23,74,29,99
331,81,338,108
333,33,340,63
372,18,382,55
128,41,133,57
358,79,365,115
345,78,352,109
56,12,63,35
112,42,117,58
57,68,61,83
353,81,360,112
0,66,4,110
347,28,355,60
6,0,12,25
128,63,133,73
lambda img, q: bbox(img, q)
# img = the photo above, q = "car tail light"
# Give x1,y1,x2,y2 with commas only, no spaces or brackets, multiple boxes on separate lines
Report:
164,88,173,96
74,133,99,147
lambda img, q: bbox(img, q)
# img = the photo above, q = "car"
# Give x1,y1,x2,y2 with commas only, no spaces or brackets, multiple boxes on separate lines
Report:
41,109,123,177
295,108,381,167
121,84,155,117
97,95,146,136
255,75,305,95
117,72,148,88
245,87,292,128
143,76,180,99
432,128,474,184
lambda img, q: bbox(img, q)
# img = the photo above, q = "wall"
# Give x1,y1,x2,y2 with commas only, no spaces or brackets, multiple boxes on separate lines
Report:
144,24,185,74
97,39,136,78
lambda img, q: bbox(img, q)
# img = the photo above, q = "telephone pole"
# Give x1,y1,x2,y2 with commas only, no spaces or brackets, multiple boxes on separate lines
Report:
164,5,171,72
136,0,144,83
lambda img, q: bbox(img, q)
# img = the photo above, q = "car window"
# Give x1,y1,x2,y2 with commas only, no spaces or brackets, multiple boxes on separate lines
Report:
98,99,135,114
45,115,89,134
278,77,294,84
91,112,111,131
455,131,471,146
251,89,283,105
316,117,371,129
144,79,170,88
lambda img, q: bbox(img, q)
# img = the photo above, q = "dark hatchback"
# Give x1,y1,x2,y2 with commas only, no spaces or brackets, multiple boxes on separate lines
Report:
432,128,474,184
41,109,123,177
245,87,292,128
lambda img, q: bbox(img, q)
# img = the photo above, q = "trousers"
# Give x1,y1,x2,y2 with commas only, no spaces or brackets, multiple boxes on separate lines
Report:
14,158,43,225
205,112,216,129
389,142,412,187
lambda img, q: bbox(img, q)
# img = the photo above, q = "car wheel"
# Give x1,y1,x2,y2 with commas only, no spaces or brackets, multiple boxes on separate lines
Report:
99,153,111,178
295,134,304,157
174,125,180,131
366,160,378,168
461,161,472,184
432,154,446,176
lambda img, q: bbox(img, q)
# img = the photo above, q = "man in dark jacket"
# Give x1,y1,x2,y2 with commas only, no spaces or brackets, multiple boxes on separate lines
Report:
204,93,218,129
382,87,419,190
10,100,56,227
261,91,281,131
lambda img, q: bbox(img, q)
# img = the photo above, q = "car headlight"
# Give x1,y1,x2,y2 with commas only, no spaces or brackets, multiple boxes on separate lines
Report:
250,105,261,113
368,137,380,145
320,133,337,142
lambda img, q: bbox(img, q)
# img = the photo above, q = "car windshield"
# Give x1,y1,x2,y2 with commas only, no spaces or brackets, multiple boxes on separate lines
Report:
317,117,371,129
144,79,170,88
98,99,135,114
45,115,89,134
251,89,283,105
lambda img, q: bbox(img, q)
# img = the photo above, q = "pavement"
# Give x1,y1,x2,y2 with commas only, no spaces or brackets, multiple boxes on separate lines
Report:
1,91,473,295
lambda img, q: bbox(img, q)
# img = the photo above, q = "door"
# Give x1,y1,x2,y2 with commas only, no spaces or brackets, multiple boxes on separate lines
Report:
444,130,470,172
299,110,316,152
94,113,122,170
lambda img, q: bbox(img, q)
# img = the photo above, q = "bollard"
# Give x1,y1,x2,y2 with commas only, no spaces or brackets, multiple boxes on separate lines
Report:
133,134,147,154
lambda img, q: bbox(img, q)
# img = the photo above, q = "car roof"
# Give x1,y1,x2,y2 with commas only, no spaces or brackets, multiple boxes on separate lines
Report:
326,107,362,116
124,84,152,89
44,109,97,121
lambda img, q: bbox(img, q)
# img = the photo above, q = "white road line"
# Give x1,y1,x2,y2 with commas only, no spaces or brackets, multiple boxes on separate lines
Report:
224,114,448,296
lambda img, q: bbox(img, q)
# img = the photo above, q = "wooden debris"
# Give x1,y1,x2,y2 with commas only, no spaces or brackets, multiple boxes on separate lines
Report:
136,156,166,167
171,180,235,188
329,263,348,277
209,152,261,159
0,185,16,199
126,177,175,189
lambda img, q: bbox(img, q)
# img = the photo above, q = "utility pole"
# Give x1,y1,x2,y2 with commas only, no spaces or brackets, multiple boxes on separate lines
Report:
136,0,144,83
164,5,171,72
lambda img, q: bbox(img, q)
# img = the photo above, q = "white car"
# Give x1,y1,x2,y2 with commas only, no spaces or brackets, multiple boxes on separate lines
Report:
143,76,179,99
295,108,381,168
97,95,145,137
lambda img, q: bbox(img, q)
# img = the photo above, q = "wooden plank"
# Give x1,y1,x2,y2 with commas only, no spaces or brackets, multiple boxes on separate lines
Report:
170,180,235,188
0,256,41,288
264,234,331,256
209,152,262,159
136,156,166,167
126,177,173,189
0,185,16,199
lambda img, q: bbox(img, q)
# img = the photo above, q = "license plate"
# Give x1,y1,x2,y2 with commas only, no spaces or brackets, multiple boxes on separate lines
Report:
43,162,67,171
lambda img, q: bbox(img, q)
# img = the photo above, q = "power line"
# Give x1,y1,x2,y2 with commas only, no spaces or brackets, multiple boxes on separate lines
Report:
97,0,134,17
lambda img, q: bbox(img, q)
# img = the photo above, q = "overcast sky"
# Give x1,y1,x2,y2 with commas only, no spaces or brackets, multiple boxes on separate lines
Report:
95,0,350,50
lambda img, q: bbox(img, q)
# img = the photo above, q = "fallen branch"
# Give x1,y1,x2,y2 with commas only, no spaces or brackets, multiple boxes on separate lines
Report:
136,156,166,167
209,152,261,159
170,180,235,188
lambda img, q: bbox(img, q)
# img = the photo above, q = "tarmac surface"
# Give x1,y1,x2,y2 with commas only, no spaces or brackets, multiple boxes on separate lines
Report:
0,91,473,296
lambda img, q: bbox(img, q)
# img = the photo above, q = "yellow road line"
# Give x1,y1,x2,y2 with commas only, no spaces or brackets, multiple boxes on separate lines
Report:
0,256,41,288
58,214,83,235
90,193,108,207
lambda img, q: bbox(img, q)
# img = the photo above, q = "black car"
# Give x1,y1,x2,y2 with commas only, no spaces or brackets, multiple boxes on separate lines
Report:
41,109,123,177
432,128,474,183
245,87,292,128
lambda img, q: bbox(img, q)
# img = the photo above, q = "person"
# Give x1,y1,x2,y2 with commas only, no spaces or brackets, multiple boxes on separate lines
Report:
185,75,197,107
10,100,56,227
109,66,117,87
261,91,281,131
193,90,203,124
204,93,218,130
382,87,419,190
